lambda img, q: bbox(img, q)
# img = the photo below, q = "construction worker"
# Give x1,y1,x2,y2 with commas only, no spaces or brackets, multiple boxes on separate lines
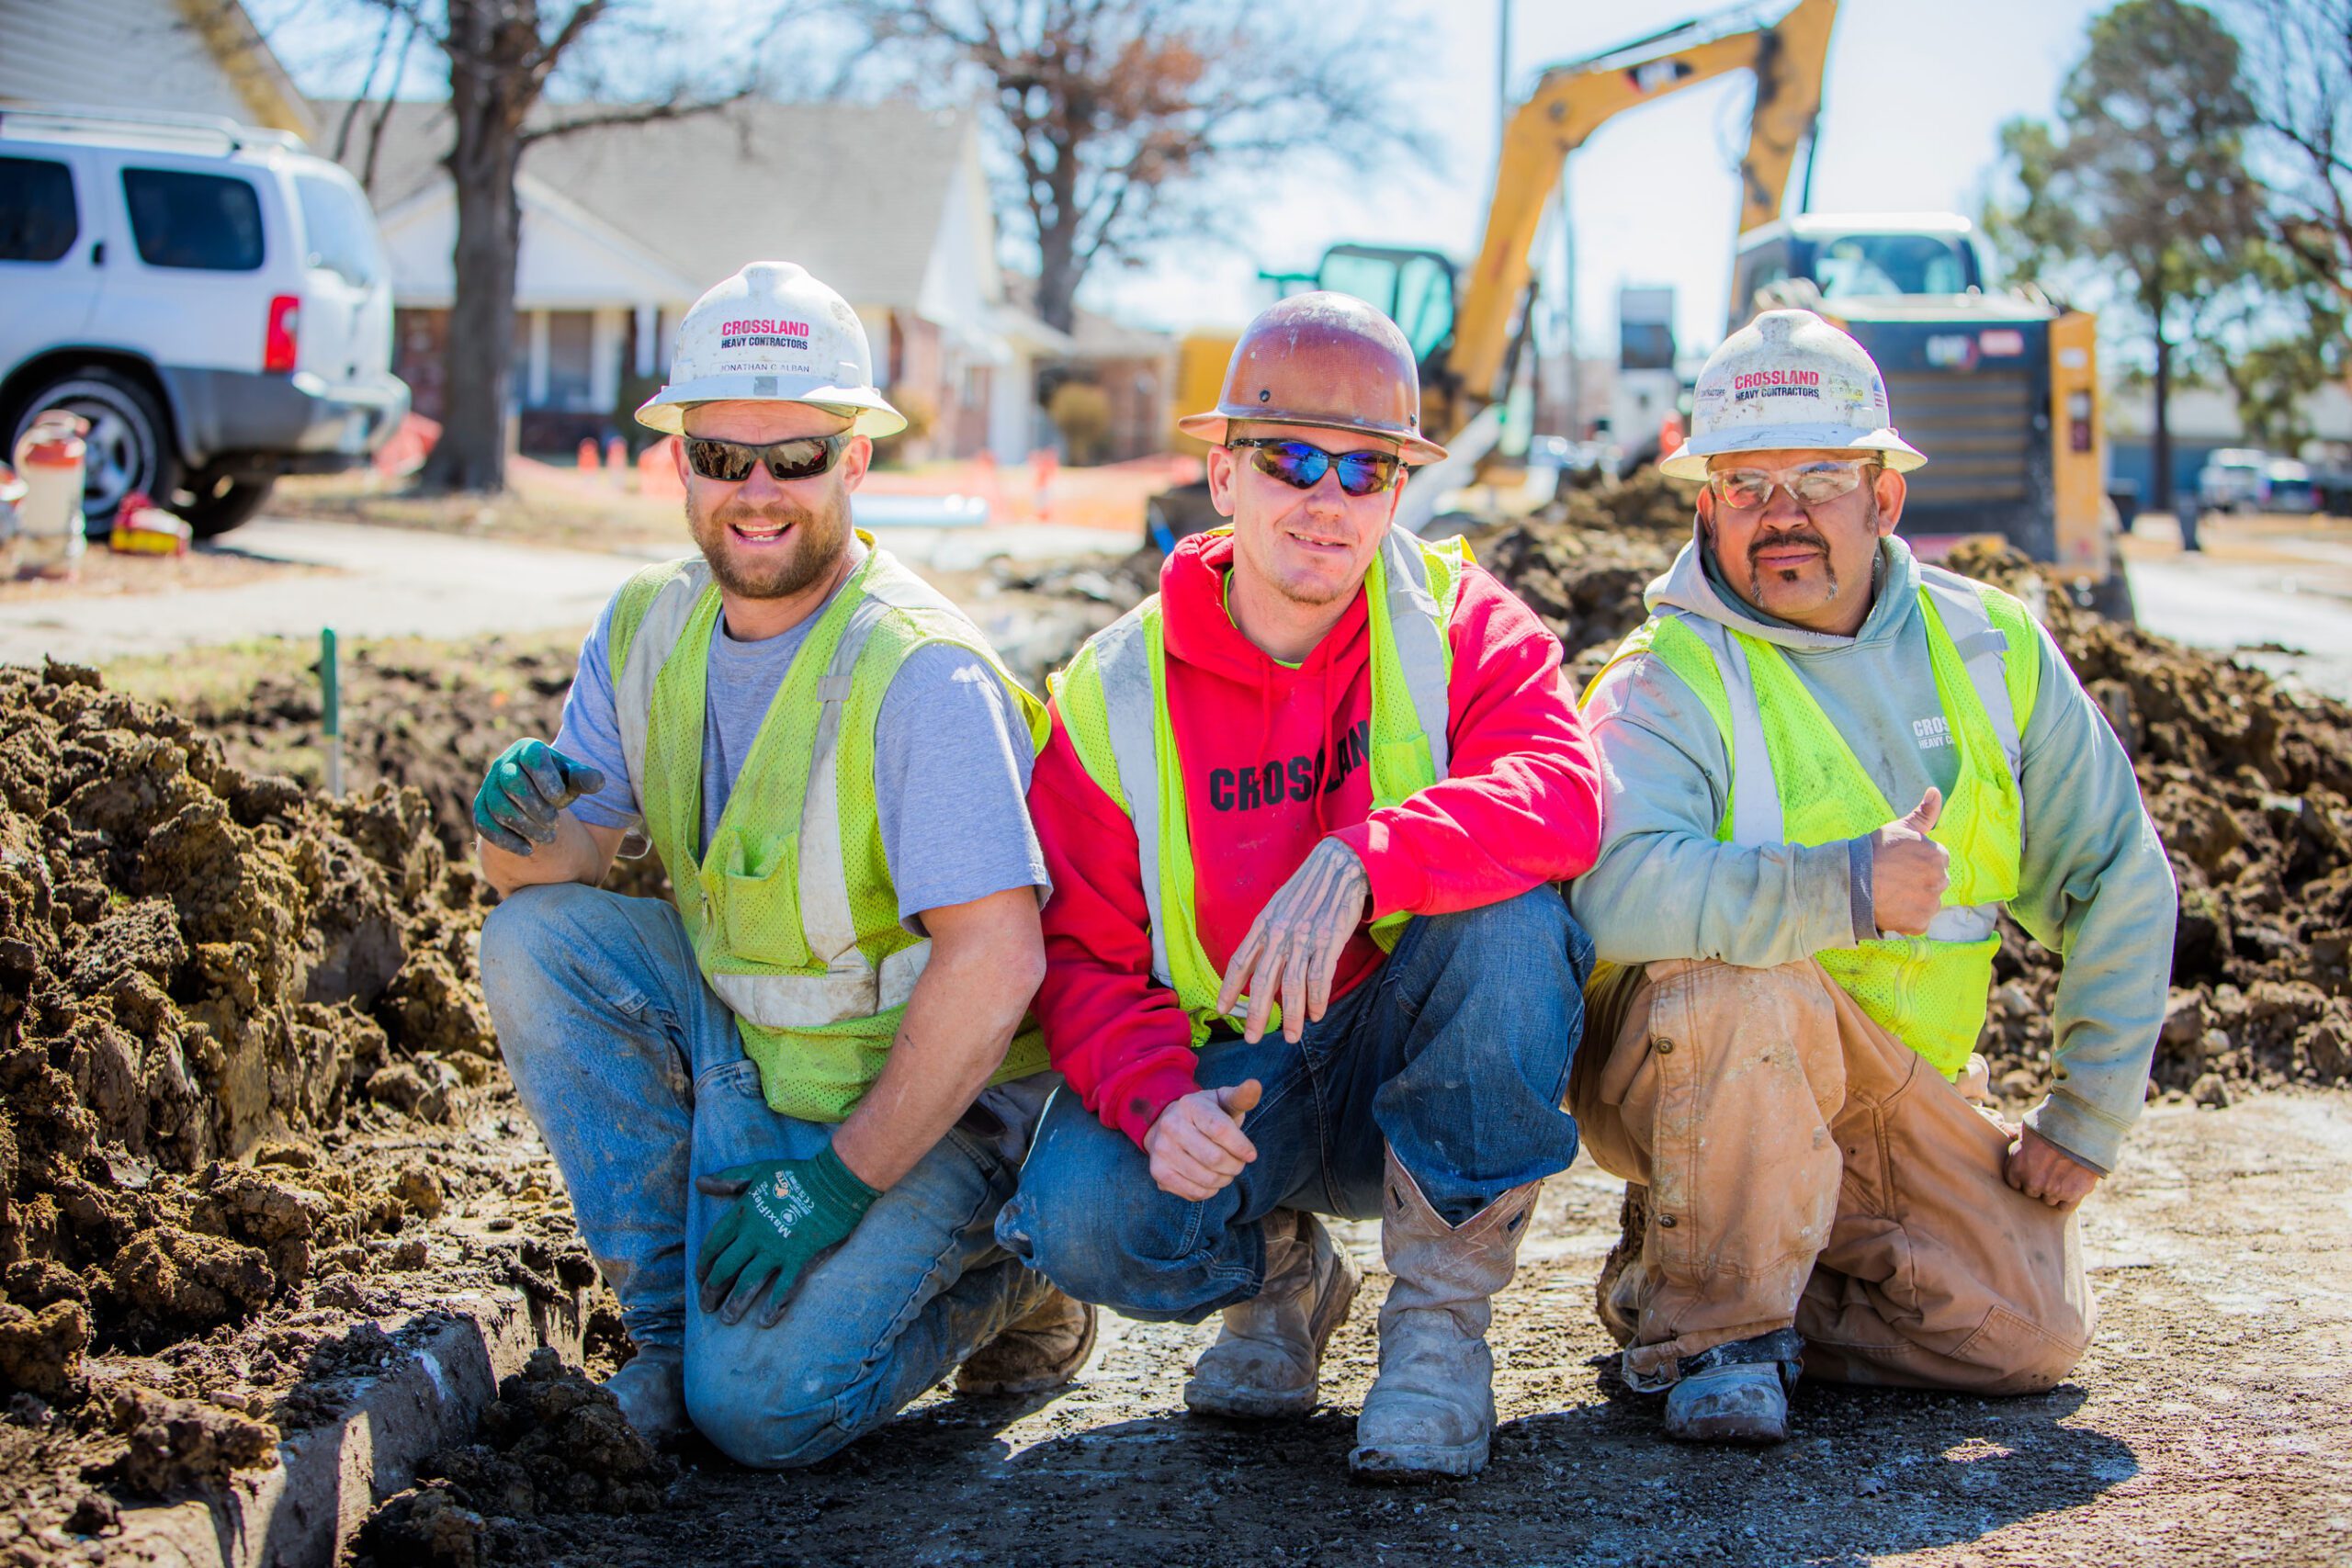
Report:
1570,309,2177,1443
995,293,1605,1480
470,262,1093,1467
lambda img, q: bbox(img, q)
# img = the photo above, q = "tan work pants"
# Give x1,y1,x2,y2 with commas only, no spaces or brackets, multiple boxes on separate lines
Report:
1568,958,2094,1394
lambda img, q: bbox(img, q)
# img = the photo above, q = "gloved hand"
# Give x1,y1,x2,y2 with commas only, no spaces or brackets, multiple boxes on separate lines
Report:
473,739,605,855
694,1145,878,1327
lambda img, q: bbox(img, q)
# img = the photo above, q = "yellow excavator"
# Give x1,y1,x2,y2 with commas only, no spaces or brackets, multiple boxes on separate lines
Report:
1150,0,2120,607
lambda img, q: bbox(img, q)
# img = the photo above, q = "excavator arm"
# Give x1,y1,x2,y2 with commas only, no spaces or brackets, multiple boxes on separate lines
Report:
1442,0,1838,433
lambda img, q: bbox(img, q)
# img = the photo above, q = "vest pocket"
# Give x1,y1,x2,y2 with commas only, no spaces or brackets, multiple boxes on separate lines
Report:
704,833,813,971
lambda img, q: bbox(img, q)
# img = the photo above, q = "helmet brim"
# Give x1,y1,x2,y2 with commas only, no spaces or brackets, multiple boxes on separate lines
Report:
637,378,907,440
1178,409,1449,467
1657,425,1927,480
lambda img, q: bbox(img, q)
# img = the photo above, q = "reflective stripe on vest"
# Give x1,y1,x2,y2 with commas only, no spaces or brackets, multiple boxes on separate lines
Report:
1595,563,2038,1077
1077,525,1461,1012
1690,566,2018,947
607,544,1049,1119
616,556,933,1027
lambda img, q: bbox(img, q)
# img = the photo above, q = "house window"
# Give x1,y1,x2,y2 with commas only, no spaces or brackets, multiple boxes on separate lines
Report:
546,310,594,411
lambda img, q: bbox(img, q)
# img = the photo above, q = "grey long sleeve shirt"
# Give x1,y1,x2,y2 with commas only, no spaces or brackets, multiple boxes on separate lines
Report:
1568,534,2177,1172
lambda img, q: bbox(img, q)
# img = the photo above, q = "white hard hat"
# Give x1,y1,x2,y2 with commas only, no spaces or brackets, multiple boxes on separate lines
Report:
1659,308,1925,479
637,261,906,438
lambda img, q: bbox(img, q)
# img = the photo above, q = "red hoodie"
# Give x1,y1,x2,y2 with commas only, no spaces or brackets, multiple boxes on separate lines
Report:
1031,530,1604,1147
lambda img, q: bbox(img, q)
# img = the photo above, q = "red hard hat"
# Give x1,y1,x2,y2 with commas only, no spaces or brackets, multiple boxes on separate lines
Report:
1177,292,1448,465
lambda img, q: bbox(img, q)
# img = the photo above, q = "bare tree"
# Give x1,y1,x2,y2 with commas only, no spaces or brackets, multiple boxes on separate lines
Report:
1988,0,2269,519
840,0,1427,333
2231,0,2352,302
304,0,803,492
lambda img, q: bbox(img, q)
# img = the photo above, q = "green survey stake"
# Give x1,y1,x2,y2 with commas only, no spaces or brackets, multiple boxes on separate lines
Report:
321,627,343,799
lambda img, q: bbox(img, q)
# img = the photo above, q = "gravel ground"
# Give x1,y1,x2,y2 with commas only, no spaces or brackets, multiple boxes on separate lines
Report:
516,1092,2351,1568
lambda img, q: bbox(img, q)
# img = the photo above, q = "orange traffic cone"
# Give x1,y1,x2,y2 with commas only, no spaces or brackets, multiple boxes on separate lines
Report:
639,435,685,501
578,437,601,474
605,436,628,485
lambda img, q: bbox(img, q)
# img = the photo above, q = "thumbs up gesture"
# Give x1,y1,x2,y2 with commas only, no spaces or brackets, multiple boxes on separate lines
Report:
1870,787,1951,937
1143,1078,1262,1202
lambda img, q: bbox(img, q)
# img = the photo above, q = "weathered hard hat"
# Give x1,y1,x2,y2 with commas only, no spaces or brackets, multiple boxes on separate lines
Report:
1177,292,1448,465
637,261,906,438
1659,308,1925,479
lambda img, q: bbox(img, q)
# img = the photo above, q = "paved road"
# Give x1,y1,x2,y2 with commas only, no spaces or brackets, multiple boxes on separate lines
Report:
2128,531,2352,703
0,515,1120,666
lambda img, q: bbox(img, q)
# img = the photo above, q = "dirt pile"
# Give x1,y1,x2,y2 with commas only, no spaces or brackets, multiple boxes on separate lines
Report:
0,659,500,1494
355,1348,674,1568
190,641,576,863
1942,539,2352,1099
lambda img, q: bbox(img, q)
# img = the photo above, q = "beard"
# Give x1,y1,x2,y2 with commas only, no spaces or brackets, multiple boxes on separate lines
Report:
1715,491,1881,604
688,483,851,602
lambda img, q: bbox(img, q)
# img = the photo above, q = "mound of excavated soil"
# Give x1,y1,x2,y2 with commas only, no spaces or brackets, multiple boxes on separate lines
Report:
355,1348,674,1567
1940,539,2352,1101
0,659,512,1510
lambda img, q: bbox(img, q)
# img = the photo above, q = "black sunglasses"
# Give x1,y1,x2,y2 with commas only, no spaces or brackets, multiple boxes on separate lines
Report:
1228,437,1405,497
683,433,851,483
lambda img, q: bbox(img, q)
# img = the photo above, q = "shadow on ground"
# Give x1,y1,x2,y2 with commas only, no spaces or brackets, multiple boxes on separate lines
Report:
531,1371,2132,1568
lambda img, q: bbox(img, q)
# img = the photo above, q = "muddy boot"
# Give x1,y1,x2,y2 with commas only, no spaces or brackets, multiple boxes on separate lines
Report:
1348,1149,1538,1482
1661,1329,1802,1444
956,1285,1100,1396
601,1343,686,1447
1592,1183,1649,1348
1183,1209,1361,1420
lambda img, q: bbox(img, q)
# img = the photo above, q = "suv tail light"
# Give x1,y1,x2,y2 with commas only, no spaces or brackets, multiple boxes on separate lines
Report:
265,295,300,373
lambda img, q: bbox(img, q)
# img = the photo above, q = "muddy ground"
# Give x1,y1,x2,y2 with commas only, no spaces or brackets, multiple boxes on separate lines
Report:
502,1090,2352,1568
4,485,2349,1562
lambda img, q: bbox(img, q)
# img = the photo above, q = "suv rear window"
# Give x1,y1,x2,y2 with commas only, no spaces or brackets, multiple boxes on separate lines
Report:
294,172,382,287
122,168,264,271
0,156,78,263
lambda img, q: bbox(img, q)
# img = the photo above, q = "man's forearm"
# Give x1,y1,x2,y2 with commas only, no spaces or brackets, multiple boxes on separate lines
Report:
831,916,1044,1191
478,812,615,898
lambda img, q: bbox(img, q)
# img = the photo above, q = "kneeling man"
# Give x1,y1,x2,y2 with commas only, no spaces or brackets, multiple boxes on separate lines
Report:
998,294,1604,1480
1570,310,2177,1442
475,262,1091,1467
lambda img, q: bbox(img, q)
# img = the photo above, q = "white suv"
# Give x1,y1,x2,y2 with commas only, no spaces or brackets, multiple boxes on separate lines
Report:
0,105,409,536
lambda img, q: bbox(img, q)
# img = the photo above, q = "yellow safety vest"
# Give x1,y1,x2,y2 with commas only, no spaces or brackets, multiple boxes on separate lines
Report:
1053,525,1466,1044
1590,565,2041,1077
608,537,1051,1122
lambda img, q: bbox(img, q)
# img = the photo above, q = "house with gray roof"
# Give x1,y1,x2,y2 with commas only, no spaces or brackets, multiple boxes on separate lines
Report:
329,98,1069,460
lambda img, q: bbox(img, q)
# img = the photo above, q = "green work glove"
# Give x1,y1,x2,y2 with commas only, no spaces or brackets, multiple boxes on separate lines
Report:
473,739,605,856
694,1145,878,1327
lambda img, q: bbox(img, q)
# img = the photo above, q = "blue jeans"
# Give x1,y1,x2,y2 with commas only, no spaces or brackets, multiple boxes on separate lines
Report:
996,886,1594,1322
478,882,1053,1469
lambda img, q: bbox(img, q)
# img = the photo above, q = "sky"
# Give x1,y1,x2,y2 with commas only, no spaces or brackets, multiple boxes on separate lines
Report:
1082,0,2116,358
254,0,2119,360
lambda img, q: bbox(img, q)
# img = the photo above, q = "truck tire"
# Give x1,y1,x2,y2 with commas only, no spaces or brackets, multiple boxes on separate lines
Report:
5,366,179,536
175,473,277,538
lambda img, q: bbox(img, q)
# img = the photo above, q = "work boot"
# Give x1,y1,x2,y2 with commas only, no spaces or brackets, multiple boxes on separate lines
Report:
1660,1328,1803,1445
1348,1148,1539,1482
1183,1208,1361,1420
956,1285,1099,1396
600,1342,686,1447
1592,1183,1649,1348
